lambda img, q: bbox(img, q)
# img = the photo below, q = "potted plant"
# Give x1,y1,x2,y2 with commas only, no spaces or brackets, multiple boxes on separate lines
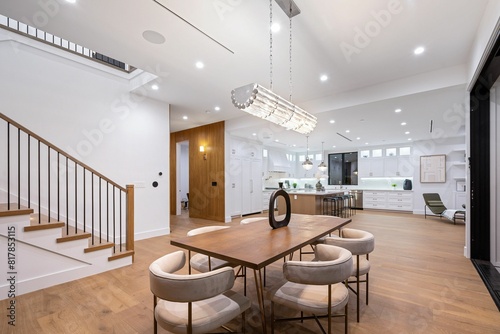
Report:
292,182,297,189
392,183,397,189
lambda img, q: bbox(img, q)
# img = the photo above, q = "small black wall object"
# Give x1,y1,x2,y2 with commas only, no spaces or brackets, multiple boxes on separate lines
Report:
403,179,412,190
269,189,291,229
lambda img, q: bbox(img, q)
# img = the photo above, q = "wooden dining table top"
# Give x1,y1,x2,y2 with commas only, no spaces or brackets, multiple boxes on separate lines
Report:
170,214,351,270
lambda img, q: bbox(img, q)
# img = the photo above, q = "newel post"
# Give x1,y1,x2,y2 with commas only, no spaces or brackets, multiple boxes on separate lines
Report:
126,184,135,255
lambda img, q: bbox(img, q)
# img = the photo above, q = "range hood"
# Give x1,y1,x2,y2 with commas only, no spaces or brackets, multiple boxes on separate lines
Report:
268,150,290,172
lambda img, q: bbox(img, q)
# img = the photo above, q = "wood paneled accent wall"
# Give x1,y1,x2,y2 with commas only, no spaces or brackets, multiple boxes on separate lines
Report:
170,122,225,222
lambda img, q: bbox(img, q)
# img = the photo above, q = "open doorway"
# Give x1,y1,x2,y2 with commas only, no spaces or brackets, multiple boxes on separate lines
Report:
176,140,189,215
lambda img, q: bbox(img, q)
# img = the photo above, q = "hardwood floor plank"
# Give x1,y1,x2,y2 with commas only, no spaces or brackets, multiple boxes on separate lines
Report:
1,210,500,334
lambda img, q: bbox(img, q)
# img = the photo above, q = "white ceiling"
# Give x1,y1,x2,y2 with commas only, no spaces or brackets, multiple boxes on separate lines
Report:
0,0,491,152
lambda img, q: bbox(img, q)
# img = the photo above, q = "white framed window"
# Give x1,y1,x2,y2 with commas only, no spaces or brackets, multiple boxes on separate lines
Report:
372,149,382,157
399,146,411,156
386,148,397,156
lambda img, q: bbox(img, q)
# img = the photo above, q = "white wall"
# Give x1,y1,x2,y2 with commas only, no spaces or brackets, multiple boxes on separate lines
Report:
0,31,170,239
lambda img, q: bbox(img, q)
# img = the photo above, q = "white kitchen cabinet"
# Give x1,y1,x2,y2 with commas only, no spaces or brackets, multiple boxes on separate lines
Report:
241,158,263,215
359,157,384,177
229,137,263,216
383,156,413,177
363,191,387,209
386,191,413,211
228,157,243,216
363,190,413,211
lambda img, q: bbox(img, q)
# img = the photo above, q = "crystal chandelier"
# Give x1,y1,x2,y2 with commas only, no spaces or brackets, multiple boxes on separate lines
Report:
230,0,317,135
302,136,313,170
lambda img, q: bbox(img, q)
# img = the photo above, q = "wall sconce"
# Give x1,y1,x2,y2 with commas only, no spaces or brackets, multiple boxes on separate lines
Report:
200,145,207,160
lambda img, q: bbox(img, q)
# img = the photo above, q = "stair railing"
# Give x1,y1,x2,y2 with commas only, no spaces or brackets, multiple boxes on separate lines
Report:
0,112,134,257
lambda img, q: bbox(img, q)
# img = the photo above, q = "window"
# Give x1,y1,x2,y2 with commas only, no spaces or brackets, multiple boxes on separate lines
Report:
360,150,370,158
328,152,358,185
399,146,411,156
386,148,397,156
372,149,382,157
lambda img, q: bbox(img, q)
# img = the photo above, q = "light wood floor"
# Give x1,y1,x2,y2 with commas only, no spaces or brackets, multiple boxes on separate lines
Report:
2,210,500,334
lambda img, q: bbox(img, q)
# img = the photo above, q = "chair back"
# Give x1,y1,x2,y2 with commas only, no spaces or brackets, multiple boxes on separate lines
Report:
240,217,266,224
283,244,352,285
149,250,235,302
187,225,230,236
334,228,375,255
423,193,447,214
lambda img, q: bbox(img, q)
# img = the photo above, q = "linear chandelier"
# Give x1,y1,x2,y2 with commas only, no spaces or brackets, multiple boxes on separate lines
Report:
230,0,317,135
231,83,317,135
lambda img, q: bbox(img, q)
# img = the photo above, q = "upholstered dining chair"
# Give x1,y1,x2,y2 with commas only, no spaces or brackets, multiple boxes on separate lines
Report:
149,250,251,334
324,228,375,322
271,244,353,334
187,226,232,274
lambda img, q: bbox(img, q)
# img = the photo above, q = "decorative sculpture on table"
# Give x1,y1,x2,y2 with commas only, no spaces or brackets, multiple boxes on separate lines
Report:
269,189,291,229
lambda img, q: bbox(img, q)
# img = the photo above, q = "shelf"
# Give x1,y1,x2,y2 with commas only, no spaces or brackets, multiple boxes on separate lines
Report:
453,177,466,180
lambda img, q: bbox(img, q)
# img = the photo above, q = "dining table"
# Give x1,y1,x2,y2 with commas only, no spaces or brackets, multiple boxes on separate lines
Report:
170,213,351,333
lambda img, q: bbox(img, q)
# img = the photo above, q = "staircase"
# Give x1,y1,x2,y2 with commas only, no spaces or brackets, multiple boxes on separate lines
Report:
0,113,135,298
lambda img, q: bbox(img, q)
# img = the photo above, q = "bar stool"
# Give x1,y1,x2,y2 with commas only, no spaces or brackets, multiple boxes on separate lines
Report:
322,197,335,216
334,196,345,217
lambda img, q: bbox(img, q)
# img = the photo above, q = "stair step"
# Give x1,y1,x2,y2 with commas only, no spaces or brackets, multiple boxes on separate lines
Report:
24,213,65,232
84,235,114,253
0,203,34,217
109,249,135,261
57,228,92,243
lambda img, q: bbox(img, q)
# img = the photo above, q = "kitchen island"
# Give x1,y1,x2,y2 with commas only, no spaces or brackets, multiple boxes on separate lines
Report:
276,190,346,215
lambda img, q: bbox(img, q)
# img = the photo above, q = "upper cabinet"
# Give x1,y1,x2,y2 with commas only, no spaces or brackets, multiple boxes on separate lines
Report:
359,146,413,177
230,137,262,159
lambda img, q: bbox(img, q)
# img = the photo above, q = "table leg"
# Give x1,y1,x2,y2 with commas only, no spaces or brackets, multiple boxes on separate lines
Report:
253,268,267,333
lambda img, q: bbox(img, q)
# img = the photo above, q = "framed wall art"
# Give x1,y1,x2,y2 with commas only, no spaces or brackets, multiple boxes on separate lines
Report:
420,154,446,183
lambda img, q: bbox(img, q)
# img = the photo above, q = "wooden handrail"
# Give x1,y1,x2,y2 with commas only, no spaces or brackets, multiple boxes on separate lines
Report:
0,112,125,191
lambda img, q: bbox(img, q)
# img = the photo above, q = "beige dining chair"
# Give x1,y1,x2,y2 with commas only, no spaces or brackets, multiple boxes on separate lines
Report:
324,228,375,322
149,250,251,334
187,226,232,273
271,244,353,334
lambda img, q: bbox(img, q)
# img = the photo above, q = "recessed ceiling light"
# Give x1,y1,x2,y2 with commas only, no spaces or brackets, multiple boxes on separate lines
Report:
414,46,425,55
401,122,407,126
214,106,220,111
365,142,369,145
195,61,204,69
408,138,412,141
332,145,336,148
405,131,410,135
292,144,296,147
182,116,188,120
346,130,350,133
151,84,159,90
329,120,335,124
142,30,166,44
275,139,279,142
252,133,257,136
271,23,280,33
356,137,361,140
320,74,328,82
66,0,76,3
395,108,402,113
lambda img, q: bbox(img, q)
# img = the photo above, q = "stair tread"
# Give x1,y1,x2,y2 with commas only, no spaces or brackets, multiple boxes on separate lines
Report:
57,228,92,243
84,236,115,253
109,249,135,261
24,213,65,231
0,203,34,217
